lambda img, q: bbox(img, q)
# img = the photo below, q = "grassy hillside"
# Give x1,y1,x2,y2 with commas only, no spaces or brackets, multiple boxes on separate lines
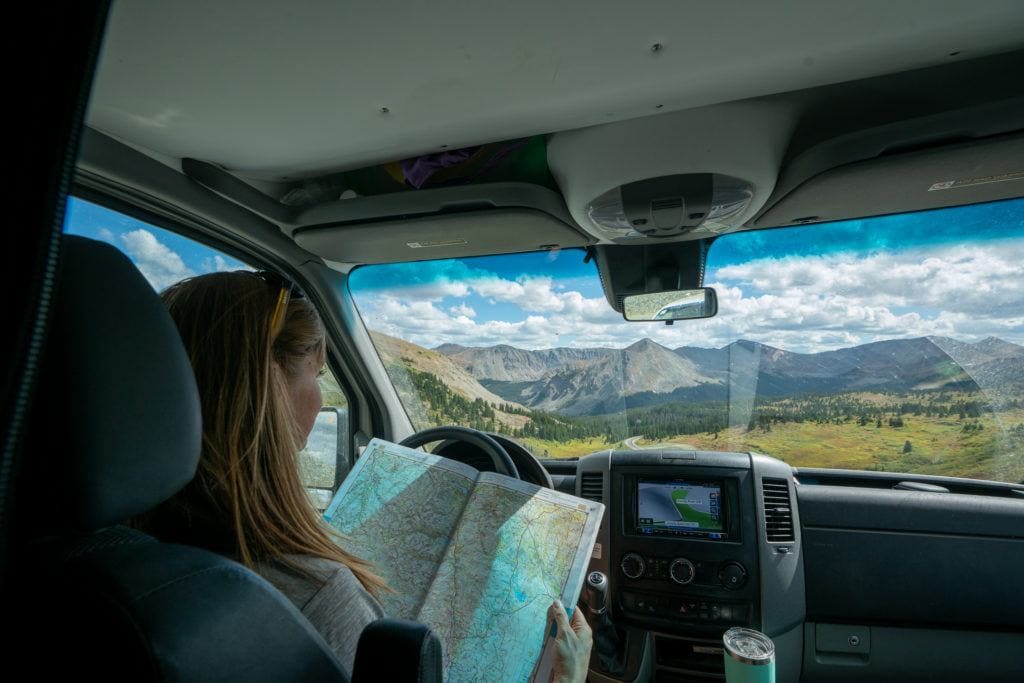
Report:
635,395,1024,482
520,436,624,459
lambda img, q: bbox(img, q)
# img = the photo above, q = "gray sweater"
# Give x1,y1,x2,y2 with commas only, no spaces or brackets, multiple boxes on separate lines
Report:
255,554,386,676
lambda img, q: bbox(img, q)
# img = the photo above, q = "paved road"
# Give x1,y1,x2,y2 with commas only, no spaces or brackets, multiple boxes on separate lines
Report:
624,436,697,451
637,485,681,522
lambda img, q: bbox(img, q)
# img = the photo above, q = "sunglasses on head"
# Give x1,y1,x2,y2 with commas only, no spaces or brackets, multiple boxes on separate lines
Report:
255,270,305,339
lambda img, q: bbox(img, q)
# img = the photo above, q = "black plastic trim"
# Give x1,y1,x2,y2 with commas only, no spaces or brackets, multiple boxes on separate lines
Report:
803,527,1024,629
798,485,1024,539
796,467,1024,498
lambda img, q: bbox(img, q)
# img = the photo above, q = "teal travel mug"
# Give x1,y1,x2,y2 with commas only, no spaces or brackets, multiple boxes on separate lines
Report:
723,627,775,682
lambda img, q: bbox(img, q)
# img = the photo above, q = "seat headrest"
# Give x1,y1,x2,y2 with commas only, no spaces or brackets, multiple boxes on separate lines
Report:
28,236,201,532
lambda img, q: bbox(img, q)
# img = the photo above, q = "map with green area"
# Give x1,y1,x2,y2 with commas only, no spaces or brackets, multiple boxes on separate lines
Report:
669,488,721,529
638,481,722,531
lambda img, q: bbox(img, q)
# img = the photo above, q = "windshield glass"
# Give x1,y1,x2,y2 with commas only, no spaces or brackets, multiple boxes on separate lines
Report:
350,198,1024,483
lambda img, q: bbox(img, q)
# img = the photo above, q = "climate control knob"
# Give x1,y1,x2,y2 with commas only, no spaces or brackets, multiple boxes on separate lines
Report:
719,561,748,589
669,558,696,585
620,553,646,580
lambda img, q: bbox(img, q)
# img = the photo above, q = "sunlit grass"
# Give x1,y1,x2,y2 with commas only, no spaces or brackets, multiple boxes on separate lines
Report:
519,437,623,459
647,408,1024,482
510,402,1024,483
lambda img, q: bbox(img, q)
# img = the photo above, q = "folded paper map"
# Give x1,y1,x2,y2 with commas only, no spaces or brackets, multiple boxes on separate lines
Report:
323,438,604,682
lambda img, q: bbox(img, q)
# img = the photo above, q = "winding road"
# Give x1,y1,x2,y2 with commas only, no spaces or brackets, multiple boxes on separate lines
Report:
623,436,697,451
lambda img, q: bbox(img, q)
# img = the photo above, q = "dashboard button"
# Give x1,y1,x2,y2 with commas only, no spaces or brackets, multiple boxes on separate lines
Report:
674,598,698,618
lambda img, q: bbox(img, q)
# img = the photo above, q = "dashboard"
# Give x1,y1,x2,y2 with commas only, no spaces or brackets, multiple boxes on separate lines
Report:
439,436,1024,681
576,449,805,683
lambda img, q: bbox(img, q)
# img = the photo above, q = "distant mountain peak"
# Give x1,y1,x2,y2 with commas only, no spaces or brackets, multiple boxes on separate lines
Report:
926,335,1022,358
971,336,1023,355
434,343,468,355
725,339,783,354
626,338,667,352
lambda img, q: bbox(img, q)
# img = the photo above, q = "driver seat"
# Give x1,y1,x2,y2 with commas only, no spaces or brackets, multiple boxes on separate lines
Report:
9,236,440,682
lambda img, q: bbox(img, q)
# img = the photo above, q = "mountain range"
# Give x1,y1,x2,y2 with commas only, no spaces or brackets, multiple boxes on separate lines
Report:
376,333,1024,417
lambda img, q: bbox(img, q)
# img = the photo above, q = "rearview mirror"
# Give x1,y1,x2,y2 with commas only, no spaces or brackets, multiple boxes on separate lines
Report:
622,288,718,322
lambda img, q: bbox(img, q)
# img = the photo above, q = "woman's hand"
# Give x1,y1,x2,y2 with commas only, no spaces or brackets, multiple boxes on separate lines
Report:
548,599,593,683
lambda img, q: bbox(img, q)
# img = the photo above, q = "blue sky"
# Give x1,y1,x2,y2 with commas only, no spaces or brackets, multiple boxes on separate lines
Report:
708,198,1024,267
65,195,1024,353
350,198,1024,351
64,198,252,289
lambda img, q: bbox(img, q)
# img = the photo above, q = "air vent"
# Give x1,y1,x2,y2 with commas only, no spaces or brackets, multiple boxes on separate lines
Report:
580,472,604,503
762,478,795,542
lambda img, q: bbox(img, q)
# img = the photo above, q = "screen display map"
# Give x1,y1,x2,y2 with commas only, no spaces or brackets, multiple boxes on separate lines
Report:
637,479,723,536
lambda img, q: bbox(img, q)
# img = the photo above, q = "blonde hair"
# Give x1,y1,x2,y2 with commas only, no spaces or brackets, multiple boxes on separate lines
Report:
141,271,387,595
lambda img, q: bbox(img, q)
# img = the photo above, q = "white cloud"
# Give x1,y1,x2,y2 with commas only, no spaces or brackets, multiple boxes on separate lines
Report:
449,303,476,318
120,229,194,291
470,276,573,313
353,240,1024,353
201,254,254,273
714,242,1024,318
384,279,470,301
96,228,116,244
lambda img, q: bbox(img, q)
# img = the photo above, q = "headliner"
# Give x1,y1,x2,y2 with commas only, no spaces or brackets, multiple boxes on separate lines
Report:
87,0,1024,180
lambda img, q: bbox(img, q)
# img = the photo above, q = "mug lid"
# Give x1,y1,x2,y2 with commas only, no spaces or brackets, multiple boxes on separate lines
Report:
723,627,775,665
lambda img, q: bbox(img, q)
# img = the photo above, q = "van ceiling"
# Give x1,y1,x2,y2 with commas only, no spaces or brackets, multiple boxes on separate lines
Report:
88,1,1024,180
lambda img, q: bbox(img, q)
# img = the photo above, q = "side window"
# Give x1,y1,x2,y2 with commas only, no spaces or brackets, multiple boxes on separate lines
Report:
64,196,350,508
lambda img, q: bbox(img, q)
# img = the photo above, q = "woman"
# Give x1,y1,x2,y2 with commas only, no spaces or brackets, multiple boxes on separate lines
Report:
136,270,592,681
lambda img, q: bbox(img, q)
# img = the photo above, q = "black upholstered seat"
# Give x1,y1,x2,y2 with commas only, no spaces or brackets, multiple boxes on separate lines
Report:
10,236,440,682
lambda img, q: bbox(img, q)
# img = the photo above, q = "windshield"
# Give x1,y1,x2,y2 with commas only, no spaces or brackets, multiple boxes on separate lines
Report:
350,198,1024,483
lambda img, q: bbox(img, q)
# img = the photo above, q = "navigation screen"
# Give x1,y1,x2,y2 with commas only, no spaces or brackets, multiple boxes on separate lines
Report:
637,479,723,537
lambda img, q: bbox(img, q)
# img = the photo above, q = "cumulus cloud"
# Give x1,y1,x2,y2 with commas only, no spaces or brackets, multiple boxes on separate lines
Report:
384,279,470,301
352,239,1024,353
120,229,194,291
473,276,567,313
449,303,476,318
202,254,254,273
366,297,559,349
714,242,1024,318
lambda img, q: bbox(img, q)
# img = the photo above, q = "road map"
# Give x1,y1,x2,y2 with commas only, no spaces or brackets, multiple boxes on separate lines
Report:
637,480,722,530
323,439,604,682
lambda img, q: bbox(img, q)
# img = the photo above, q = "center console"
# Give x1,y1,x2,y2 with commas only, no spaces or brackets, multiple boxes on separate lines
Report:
613,460,760,633
576,449,806,683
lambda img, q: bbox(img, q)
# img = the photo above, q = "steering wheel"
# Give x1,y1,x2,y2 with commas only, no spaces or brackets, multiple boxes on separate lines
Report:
399,426,520,479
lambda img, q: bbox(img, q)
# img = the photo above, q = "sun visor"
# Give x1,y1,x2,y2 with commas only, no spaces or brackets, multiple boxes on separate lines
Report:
177,160,591,263
295,208,590,264
754,132,1024,228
